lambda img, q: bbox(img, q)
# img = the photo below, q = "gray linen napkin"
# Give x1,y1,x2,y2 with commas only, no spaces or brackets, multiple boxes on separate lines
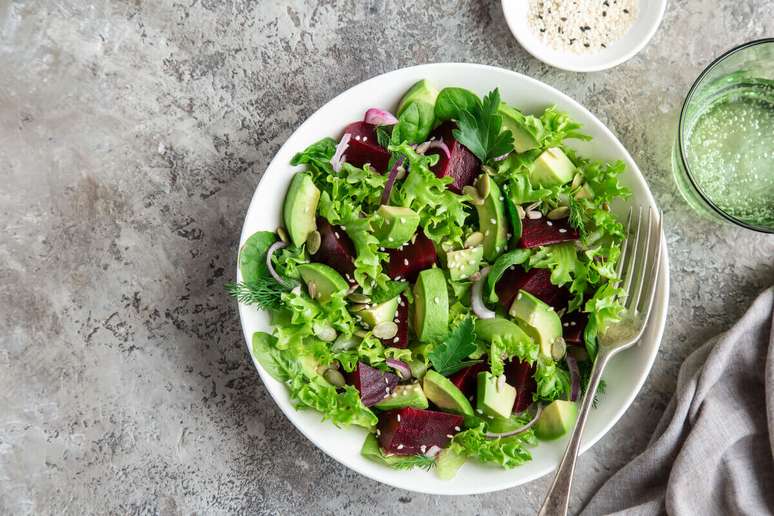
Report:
581,287,774,516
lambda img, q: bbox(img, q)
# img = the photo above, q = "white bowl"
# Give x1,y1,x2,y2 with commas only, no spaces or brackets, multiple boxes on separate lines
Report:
502,0,667,72
237,63,669,495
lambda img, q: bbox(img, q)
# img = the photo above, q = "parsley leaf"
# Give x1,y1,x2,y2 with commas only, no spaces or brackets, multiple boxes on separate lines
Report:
453,88,514,163
428,317,479,376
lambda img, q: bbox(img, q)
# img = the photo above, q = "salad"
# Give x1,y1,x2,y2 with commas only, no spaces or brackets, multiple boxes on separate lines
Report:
229,80,629,479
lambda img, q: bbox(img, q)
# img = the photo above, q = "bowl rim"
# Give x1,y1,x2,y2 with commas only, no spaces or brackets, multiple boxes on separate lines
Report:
500,0,667,72
676,37,774,234
236,62,670,495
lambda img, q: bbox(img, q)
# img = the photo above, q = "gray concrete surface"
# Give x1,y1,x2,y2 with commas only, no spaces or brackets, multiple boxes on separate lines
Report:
1,1,773,514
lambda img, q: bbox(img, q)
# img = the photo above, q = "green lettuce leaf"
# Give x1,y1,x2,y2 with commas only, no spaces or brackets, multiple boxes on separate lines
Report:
361,434,435,470
450,424,534,468
534,356,571,402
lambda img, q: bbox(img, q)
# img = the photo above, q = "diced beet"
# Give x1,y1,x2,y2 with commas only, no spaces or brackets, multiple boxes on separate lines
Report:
495,266,569,311
313,217,356,282
381,294,409,349
377,407,464,456
349,362,399,407
342,121,390,172
386,231,437,282
519,216,579,249
505,359,536,413
428,121,481,193
450,362,487,401
562,311,588,346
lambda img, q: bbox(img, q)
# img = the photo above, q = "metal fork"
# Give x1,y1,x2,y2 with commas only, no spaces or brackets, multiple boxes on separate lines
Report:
538,206,664,516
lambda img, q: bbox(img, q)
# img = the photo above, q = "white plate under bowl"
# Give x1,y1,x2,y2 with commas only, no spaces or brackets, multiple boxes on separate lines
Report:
237,63,669,495
502,0,667,72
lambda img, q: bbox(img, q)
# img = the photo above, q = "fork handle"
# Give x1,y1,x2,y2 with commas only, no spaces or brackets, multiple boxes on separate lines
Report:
538,349,613,516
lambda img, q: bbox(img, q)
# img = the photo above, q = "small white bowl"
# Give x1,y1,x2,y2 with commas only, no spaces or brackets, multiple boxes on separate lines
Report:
502,0,667,72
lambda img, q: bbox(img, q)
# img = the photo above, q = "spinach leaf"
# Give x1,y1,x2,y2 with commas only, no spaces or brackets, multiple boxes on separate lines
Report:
485,249,532,303
434,87,481,122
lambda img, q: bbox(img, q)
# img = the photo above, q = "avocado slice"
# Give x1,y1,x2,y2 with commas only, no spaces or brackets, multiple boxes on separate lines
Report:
534,400,578,440
397,79,439,115
498,103,541,153
445,246,484,281
509,290,562,358
423,369,474,416
373,205,420,249
283,173,320,247
476,371,517,419
297,263,348,302
475,317,531,346
531,147,576,187
474,176,508,261
413,268,449,342
435,447,467,480
359,295,399,328
375,383,429,410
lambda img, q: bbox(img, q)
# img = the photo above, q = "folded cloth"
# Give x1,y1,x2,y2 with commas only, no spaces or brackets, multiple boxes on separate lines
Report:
581,287,774,516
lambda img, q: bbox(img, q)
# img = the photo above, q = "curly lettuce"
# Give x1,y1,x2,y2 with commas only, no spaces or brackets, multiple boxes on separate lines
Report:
450,423,536,469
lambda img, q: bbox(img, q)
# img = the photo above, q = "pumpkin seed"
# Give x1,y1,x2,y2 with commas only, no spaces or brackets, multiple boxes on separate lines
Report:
571,172,583,189
313,323,337,342
517,205,526,220
464,232,484,248
354,329,370,338
476,173,491,199
551,337,567,361
575,184,593,200
347,293,372,304
373,321,398,339
276,226,289,244
395,165,407,180
332,334,359,351
323,368,346,387
306,230,321,254
307,281,318,299
547,206,570,220
462,185,484,206
526,210,543,219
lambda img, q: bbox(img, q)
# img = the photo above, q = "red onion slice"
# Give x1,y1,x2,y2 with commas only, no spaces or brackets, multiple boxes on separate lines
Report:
330,133,351,173
380,156,404,206
415,139,451,159
565,354,581,402
364,108,398,126
385,358,411,380
266,240,294,289
471,267,496,320
484,404,543,439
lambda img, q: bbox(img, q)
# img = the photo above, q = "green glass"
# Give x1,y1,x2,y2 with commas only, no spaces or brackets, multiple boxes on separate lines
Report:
673,39,774,233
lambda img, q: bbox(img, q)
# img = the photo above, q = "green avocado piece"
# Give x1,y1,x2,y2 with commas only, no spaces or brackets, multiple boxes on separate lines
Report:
283,173,320,247
531,147,576,187
397,79,439,115
476,372,517,419
373,205,420,248
423,369,474,416
498,103,540,153
413,268,449,342
509,290,562,358
474,176,508,261
445,246,484,281
297,263,348,302
475,317,532,348
358,295,399,328
534,400,578,440
375,384,429,410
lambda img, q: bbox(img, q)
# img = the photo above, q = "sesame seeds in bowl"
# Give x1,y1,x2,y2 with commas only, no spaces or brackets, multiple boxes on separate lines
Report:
501,0,667,72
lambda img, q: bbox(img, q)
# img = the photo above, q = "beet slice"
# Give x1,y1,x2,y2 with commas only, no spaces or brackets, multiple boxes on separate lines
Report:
349,362,399,407
450,362,487,401
386,231,437,282
380,294,409,349
313,217,356,282
342,121,390,172
562,311,588,346
504,359,537,413
519,216,579,249
377,407,464,455
495,266,569,311
428,121,481,193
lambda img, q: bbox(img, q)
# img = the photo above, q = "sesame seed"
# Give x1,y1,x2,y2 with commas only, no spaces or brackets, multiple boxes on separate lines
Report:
400,218,406,224
335,231,340,238
379,247,385,251
362,136,368,142
563,322,569,327
490,218,497,224
570,321,577,326
397,444,404,450
397,414,401,422
468,260,475,265
420,445,427,453
476,409,483,415
454,426,461,431
434,296,440,304
393,336,400,343
376,429,380,436
385,378,389,384
395,275,402,281
403,258,409,266
388,237,394,242
559,228,568,233
446,434,454,439
394,319,400,324
385,387,390,393
499,196,504,201
546,221,553,226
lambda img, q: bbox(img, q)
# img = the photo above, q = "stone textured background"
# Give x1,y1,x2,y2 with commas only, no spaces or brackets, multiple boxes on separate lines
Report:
1,1,773,514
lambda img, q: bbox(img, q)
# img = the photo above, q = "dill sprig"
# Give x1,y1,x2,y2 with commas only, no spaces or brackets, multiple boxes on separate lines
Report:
568,196,587,239
387,454,435,471
226,278,285,311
